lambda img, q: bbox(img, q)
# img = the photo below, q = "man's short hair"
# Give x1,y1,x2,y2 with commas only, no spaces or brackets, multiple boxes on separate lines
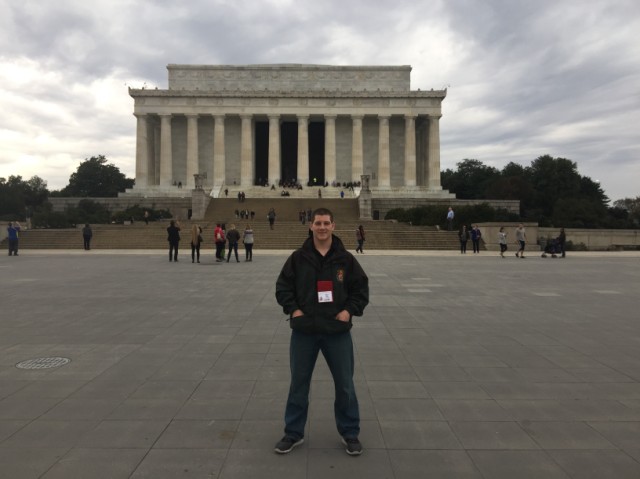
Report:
312,207,334,223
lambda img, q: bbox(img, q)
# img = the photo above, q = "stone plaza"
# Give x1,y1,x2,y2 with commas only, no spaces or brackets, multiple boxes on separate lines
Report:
1,250,640,478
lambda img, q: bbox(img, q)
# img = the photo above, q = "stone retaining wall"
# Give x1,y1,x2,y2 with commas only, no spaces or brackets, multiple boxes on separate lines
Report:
538,227,640,251
48,197,193,220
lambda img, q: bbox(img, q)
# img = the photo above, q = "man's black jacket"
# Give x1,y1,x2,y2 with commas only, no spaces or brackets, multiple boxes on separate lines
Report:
276,235,369,334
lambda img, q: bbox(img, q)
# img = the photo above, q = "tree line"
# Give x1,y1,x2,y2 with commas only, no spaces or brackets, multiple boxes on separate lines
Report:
0,156,170,227
439,155,639,228
1,154,639,228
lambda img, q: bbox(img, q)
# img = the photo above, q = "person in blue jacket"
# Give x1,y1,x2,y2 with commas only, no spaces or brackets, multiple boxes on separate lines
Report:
7,221,21,256
471,224,482,253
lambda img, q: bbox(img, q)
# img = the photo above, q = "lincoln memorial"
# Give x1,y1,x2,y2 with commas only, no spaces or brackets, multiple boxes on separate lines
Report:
127,64,454,200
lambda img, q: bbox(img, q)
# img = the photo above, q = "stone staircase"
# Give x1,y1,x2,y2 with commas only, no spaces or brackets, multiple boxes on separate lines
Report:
7,221,460,253
5,198,462,251
204,198,360,225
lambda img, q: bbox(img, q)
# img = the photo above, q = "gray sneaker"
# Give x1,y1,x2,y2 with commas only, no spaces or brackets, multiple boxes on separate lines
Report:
341,437,363,456
274,435,304,454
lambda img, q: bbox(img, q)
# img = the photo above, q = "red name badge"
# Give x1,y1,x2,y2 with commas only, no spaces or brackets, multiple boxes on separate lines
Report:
317,280,334,303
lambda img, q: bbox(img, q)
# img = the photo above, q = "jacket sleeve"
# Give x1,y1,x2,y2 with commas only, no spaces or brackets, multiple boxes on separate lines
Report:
343,257,369,317
275,253,300,316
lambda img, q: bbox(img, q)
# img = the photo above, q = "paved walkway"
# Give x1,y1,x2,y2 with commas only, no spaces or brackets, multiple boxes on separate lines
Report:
1,250,640,478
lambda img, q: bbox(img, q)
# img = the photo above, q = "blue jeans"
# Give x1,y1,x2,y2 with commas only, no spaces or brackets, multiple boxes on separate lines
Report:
284,330,360,440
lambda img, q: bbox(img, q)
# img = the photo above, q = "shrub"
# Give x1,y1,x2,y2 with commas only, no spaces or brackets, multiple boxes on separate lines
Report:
111,205,172,224
385,203,519,228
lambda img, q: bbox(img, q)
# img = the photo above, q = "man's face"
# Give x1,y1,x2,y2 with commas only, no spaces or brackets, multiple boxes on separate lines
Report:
311,215,335,241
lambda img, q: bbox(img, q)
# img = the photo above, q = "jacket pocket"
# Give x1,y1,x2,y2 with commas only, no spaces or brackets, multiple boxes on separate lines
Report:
322,317,352,334
289,315,315,334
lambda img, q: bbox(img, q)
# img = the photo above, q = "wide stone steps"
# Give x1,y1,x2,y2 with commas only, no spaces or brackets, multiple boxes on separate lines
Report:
204,197,361,225
10,221,460,251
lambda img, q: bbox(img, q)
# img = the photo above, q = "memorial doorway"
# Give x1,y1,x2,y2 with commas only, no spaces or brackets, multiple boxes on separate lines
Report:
280,121,298,183
254,121,268,185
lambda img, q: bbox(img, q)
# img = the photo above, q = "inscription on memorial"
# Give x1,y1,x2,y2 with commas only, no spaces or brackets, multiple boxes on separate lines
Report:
168,65,411,92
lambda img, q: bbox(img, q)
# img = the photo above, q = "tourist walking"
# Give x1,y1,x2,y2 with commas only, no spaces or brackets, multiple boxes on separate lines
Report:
7,221,21,256
214,223,226,262
268,208,276,230
167,220,181,262
144,210,149,225
498,227,508,258
459,225,469,254
471,225,482,253
446,207,454,231
226,224,240,263
190,224,203,263
274,207,369,456
82,224,93,250
355,225,365,253
243,224,254,261
515,223,527,258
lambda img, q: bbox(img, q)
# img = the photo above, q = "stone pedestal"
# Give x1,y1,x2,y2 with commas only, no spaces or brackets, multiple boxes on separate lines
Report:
191,188,211,221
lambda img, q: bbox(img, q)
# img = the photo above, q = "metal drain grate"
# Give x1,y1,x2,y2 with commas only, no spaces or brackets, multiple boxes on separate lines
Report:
16,357,71,370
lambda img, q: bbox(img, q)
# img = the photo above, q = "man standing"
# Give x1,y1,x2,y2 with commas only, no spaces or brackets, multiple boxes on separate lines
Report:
275,208,369,456
267,208,276,230
225,224,240,263
82,224,93,250
166,220,181,262
7,221,21,256
471,225,482,253
558,228,567,258
515,223,527,258
446,207,454,230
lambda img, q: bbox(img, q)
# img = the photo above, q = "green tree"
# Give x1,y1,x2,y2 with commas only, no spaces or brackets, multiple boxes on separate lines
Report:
524,155,582,218
613,197,640,227
0,175,50,219
59,155,134,197
67,199,111,225
518,155,609,226
551,198,608,228
441,159,500,199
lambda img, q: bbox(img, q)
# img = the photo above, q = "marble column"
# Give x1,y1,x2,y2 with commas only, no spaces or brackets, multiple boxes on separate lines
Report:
185,114,198,189
213,115,226,186
297,115,309,185
268,115,280,186
404,115,417,187
240,115,253,187
351,115,363,182
134,114,149,187
324,115,337,184
159,114,173,187
377,115,391,188
427,115,442,190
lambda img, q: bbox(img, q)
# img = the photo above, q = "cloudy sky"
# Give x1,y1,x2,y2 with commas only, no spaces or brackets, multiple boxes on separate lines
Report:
1,0,638,200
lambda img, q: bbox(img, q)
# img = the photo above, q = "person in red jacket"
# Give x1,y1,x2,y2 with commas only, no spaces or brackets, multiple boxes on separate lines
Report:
213,223,225,262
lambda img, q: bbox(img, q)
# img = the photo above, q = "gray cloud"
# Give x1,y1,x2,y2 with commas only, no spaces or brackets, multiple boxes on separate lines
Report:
0,0,638,199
